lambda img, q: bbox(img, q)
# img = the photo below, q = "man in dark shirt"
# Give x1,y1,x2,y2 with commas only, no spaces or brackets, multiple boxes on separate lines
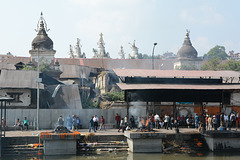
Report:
115,113,121,129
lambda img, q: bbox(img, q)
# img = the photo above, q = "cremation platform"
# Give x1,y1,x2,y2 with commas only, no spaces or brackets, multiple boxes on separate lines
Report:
124,131,166,153
40,131,81,155
203,130,240,151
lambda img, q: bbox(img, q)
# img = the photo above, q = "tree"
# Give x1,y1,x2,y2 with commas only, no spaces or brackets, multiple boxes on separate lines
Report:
21,63,51,72
204,45,228,60
222,60,240,71
201,59,222,70
201,59,240,71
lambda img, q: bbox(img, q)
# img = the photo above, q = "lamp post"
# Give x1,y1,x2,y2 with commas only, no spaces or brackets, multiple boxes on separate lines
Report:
152,43,157,70
36,47,40,130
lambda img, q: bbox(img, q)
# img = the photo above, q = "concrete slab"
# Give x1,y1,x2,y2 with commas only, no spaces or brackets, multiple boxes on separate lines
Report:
124,131,166,153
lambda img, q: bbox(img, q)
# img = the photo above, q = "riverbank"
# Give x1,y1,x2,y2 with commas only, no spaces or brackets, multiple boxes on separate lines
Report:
4,128,201,137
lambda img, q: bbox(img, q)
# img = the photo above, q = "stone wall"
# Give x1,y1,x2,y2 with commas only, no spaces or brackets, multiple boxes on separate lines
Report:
2,108,146,129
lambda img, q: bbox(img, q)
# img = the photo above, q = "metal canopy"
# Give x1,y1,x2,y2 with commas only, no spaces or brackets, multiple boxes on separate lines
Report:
117,83,240,90
114,69,240,79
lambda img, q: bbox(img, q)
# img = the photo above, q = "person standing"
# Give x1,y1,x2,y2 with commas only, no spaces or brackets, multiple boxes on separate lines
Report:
93,115,99,131
124,115,128,128
115,113,121,129
99,116,105,131
118,118,124,132
207,115,213,130
130,115,135,129
195,114,199,129
216,112,220,128
89,116,96,132
76,117,81,129
154,114,160,129
212,115,217,130
224,114,229,128
164,114,171,130
66,115,72,130
58,115,64,126
23,117,29,130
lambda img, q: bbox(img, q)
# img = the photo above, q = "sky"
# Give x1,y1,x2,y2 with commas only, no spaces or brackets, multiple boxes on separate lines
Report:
0,0,240,58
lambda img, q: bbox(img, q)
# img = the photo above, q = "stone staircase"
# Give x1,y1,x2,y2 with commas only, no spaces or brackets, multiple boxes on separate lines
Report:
1,137,43,156
77,141,129,152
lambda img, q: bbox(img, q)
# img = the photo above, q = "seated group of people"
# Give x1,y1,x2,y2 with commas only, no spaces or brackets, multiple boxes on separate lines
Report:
15,117,29,130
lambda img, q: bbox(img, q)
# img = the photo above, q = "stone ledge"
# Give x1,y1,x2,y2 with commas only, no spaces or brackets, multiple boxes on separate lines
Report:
203,130,240,138
124,131,166,139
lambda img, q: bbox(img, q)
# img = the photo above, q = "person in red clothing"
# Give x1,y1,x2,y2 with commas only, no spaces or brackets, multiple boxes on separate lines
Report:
115,113,121,129
99,116,106,130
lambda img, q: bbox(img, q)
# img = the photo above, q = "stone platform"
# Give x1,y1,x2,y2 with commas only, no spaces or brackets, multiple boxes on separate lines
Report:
40,131,81,155
203,130,240,151
124,131,166,153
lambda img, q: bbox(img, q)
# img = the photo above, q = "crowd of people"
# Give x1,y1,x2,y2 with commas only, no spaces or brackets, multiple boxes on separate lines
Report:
114,111,240,132
53,111,240,133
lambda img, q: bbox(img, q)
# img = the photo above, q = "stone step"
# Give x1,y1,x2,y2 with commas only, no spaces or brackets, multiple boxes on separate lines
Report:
3,144,43,148
90,145,128,149
97,148,129,152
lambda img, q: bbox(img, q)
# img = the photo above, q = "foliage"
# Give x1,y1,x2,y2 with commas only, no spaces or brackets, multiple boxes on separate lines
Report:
201,59,240,71
176,64,197,70
21,63,51,72
201,59,222,71
221,60,240,71
39,63,51,72
102,91,124,101
82,97,99,109
138,53,161,59
204,45,228,60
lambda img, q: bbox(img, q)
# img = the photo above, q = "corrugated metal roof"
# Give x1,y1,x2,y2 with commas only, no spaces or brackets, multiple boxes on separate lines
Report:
114,69,240,78
60,65,94,79
117,83,240,90
1,56,175,70
81,58,175,70
0,69,44,89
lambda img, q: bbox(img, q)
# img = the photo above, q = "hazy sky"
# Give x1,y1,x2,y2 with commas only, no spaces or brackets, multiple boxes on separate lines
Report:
0,0,240,58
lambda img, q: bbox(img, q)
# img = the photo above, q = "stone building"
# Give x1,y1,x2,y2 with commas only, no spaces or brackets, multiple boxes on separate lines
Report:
174,30,202,70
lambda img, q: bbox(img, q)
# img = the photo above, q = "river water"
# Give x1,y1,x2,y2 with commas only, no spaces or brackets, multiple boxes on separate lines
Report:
2,152,240,160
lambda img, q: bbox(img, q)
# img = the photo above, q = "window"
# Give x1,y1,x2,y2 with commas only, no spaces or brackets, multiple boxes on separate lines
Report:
7,92,23,103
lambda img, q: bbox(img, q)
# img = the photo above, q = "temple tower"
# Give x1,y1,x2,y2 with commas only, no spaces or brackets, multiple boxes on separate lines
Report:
174,30,202,70
119,46,125,59
29,12,56,65
130,40,139,59
93,33,110,58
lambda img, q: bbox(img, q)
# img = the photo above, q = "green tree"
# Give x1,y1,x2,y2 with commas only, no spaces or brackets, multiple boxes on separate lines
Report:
204,45,228,60
222,60,240,71
201,59,222,70
21,63,51,72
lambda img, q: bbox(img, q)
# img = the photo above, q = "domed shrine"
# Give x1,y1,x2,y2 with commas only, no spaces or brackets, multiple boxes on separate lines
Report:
174,30,202,70
29,13,56,65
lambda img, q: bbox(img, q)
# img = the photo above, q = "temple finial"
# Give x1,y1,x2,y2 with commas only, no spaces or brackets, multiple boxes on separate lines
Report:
186,29,190,38
35,12,49,32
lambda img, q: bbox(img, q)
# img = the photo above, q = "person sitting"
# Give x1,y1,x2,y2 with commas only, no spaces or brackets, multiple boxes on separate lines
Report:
23,117,29,130
15,118,23,131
